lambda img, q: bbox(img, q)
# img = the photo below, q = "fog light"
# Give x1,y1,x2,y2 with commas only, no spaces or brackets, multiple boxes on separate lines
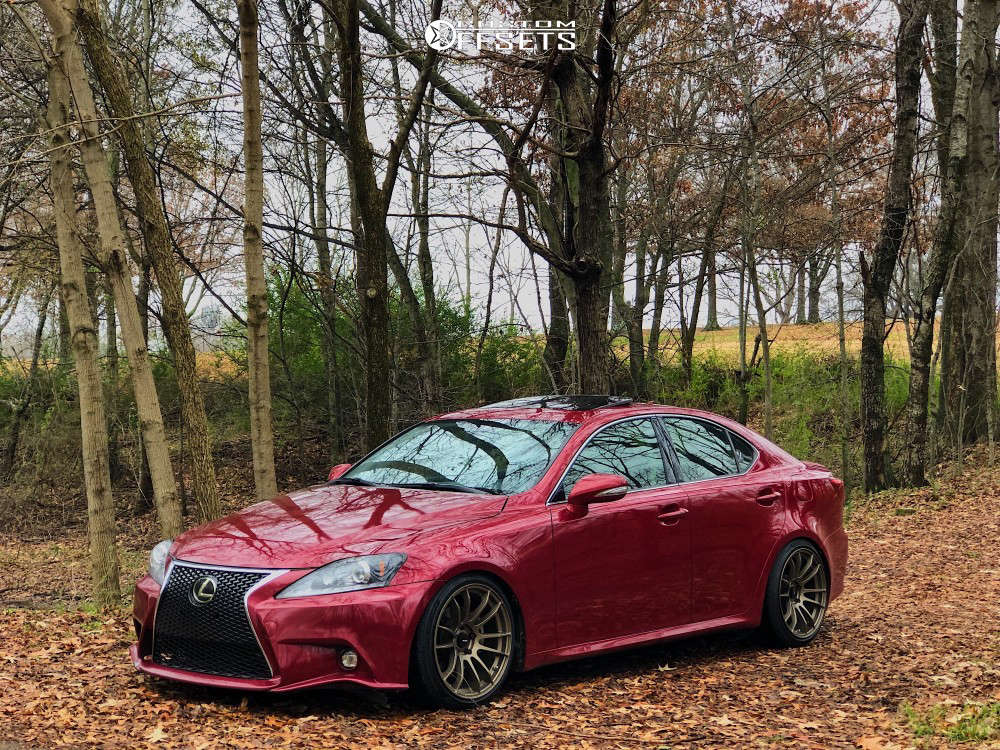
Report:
340,649,358,670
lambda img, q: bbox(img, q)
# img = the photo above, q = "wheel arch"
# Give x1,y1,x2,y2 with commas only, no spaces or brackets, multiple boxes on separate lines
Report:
752,532,831,623
408,566,528,674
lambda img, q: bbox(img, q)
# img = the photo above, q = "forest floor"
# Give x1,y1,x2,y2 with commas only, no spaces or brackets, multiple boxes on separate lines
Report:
1,454,999,748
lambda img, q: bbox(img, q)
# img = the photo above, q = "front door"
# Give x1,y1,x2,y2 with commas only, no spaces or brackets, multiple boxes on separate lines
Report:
551,418,692,646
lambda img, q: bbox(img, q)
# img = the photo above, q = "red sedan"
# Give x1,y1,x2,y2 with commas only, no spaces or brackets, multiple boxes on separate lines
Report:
130,396,848,708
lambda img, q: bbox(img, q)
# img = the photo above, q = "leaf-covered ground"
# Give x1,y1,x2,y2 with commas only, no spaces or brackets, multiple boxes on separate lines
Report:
2,458,999,749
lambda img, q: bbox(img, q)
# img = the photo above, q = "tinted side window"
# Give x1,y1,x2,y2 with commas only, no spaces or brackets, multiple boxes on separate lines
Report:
729,431,758,472
563,419,668,491
661,418,739,482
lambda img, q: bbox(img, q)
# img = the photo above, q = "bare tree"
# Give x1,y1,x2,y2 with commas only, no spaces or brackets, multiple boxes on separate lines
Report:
237,0,278,500
46,60,120,606
860,0,927,491
75,0,221,520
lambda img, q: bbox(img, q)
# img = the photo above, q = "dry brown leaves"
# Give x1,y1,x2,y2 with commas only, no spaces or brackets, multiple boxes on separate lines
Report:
2,456,999,749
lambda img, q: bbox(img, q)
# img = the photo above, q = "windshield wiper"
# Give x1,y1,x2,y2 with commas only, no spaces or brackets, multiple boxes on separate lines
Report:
331,476,377,487
394,481,503,495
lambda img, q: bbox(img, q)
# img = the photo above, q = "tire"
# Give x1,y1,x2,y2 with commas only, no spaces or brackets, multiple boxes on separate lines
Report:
411,574,517,709
762,539,829,647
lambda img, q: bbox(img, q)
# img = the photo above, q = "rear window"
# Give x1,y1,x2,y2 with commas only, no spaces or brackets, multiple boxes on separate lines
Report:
660,417,746,482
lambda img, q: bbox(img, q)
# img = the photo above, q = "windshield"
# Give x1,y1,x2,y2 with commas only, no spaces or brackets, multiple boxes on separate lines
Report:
339,419,577,495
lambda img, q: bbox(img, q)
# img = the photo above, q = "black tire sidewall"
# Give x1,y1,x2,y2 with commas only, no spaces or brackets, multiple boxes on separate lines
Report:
411,574,516,709
763,540,828,647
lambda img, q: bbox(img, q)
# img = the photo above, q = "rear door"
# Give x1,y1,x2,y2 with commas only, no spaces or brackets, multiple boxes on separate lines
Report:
550,417,692,646
658,417,786,622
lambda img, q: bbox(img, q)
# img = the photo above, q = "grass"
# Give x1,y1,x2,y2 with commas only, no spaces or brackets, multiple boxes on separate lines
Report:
684,321,914,363
903,702,1000,743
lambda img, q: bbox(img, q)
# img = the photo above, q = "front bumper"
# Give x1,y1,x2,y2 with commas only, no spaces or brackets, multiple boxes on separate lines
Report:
131,570,436,692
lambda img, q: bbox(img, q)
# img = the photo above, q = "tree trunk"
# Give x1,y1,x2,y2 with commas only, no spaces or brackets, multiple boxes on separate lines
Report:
76,0,220,521
333,0,436,447
46,61,120,607
237,0,278,501
807,255,823,323
704,248,721,330
58,294,71,363
903,0,993,485
43,0,183,537
575,269,608,394
414,94,441,410
105,278,120,482
796,262,807,324
937,0,1000,450
861,0,927,491
680,182,727,384
543,265,571,392
312,136,341,459
136,262,154,509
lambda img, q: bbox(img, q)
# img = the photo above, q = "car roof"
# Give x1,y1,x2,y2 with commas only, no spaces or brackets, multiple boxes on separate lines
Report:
432,397,799,467
435,396,734,426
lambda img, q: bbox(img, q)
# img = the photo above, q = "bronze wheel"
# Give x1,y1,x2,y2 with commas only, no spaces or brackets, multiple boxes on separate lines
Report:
413,575,517,708
433,582,513,700
778,545,828,639
763,540,829,646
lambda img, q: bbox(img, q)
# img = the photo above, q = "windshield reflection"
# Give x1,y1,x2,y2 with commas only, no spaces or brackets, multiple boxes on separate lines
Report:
340,419,577,495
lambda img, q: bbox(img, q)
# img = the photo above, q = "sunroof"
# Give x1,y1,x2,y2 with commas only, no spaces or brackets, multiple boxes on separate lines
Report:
485,395,634,411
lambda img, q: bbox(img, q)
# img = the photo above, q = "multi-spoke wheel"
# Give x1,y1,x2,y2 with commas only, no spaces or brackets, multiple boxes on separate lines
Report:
763,540,829,646
412,575,516,708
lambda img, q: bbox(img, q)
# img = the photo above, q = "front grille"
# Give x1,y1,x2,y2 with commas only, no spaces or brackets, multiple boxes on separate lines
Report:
152,564,273,679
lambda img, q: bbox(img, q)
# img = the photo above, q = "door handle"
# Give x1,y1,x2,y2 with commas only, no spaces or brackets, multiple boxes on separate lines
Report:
656,505,688,525
756,489,781,506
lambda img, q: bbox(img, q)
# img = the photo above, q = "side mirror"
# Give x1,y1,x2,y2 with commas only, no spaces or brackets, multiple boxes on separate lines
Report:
328,463,352,481
567,473,628,507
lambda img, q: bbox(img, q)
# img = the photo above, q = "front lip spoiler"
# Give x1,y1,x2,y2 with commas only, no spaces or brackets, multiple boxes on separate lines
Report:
129,644,408,692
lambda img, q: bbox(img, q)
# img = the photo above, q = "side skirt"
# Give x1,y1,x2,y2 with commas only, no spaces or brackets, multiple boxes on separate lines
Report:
522,615,752,671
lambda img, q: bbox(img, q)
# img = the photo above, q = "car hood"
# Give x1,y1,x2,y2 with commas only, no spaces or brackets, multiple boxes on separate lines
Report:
170,483,507,569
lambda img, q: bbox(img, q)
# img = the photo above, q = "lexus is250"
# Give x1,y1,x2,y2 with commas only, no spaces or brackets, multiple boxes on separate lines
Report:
130,396,848,708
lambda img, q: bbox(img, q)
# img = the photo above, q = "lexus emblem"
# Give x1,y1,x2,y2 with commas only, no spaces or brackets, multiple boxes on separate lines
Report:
190,575,218,605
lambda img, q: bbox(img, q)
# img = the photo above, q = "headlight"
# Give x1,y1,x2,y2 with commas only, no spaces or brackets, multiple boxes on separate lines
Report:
275,553,406,599
148,540,172,585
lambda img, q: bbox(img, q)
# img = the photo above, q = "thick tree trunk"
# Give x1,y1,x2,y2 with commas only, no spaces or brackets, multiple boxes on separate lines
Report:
903,0,993,485
860,0,927,491
543,266,571,392
237,0,278,501
334,0,428,448
937,0,1000,450
43,0,183,537
575,269,608,393
46,62,121,607
76,0,220,521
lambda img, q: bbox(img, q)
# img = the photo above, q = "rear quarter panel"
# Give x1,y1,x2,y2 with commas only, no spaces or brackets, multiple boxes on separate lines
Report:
784,467,848,600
